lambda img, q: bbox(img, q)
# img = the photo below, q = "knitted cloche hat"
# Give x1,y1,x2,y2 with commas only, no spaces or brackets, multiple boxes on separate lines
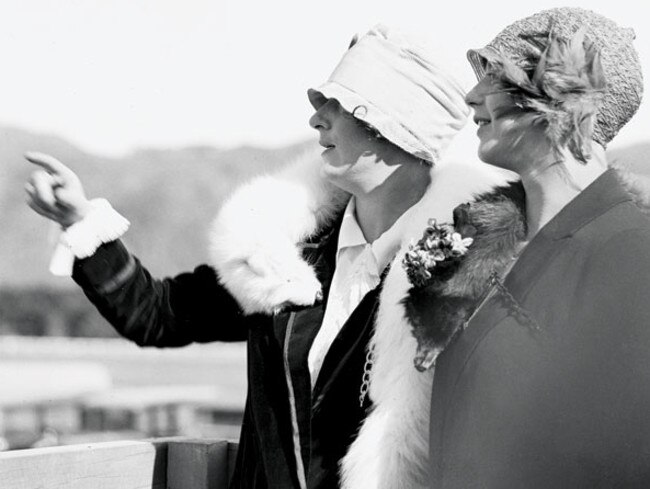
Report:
308,24,469,164
467,7,643,148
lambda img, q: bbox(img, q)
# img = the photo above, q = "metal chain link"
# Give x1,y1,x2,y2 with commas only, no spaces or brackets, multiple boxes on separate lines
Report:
490,271,541,332
359,342,375,407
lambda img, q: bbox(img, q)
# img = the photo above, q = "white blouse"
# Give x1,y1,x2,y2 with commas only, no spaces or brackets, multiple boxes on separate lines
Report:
307,197,404,389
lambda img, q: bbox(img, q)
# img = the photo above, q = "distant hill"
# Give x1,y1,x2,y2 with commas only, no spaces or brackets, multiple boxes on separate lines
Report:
0,126,316,288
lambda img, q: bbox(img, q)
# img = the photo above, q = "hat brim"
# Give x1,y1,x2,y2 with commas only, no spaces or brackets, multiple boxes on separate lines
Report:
307,81,436,163
466,48,497,80
307,88,328,110
308,84,368,120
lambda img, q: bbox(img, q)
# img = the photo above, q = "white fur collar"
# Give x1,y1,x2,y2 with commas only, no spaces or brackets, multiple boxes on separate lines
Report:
209,149,348,314
209,150,510,488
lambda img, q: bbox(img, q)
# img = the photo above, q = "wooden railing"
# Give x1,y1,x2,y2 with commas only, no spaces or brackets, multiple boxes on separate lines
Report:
0,438,238,489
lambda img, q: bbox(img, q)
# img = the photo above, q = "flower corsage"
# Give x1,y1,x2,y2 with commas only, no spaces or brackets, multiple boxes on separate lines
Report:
403,217,475,288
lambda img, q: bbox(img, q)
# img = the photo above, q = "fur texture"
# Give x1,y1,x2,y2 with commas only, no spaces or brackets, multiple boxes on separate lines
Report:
210,151,509,488
210,149,349,314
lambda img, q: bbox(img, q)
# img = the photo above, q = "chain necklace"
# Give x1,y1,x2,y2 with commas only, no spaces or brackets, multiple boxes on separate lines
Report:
359,341,375,407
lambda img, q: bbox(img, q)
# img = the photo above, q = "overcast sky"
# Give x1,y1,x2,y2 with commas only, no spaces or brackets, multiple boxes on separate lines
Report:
1,0,648,156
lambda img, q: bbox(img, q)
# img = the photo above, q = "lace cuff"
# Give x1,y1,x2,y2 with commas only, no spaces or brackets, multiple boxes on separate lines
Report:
49,199,130,276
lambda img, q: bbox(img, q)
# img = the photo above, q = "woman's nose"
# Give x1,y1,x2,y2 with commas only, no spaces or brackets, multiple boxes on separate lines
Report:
309,106,330,130
465,76,490,108
465,84,481,108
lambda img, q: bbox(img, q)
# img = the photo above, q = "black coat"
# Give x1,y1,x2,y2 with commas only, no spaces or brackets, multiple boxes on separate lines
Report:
73,222,378,489
429,170,650,488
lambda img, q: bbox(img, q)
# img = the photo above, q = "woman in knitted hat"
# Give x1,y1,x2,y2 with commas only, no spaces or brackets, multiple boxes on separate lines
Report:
24,25,506,488
402,7,650,487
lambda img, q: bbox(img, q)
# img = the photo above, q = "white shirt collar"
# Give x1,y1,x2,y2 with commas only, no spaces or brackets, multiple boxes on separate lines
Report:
336,197,404,272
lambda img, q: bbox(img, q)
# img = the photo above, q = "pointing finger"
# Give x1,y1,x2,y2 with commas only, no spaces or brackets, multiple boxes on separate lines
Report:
24,152,75,180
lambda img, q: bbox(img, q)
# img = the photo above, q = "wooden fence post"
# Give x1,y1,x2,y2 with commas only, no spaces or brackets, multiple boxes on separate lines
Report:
167,439,232,489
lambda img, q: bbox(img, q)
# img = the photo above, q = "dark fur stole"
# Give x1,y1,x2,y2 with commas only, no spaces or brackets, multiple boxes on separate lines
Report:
403,181,527,371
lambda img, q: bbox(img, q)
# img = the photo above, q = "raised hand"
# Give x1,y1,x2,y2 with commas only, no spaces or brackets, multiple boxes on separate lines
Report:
24,152,92,228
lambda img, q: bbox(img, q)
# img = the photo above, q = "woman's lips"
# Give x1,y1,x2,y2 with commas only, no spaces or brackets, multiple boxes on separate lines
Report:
476,120,490,135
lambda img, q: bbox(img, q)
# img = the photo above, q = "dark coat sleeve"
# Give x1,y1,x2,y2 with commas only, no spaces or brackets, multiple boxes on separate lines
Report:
72,240,252,347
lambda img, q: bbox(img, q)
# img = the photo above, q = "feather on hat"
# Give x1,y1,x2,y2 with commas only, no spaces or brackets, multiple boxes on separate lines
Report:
468,7,643,150
483,27,606,163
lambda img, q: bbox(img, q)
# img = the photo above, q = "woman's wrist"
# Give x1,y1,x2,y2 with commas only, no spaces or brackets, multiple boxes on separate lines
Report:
49,200,131,276
61,199,130,258
61,199,94,229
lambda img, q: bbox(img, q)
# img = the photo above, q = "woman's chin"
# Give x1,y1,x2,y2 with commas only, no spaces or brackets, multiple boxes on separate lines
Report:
320,163,345,184
477,146,498,166
477,147,514,172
